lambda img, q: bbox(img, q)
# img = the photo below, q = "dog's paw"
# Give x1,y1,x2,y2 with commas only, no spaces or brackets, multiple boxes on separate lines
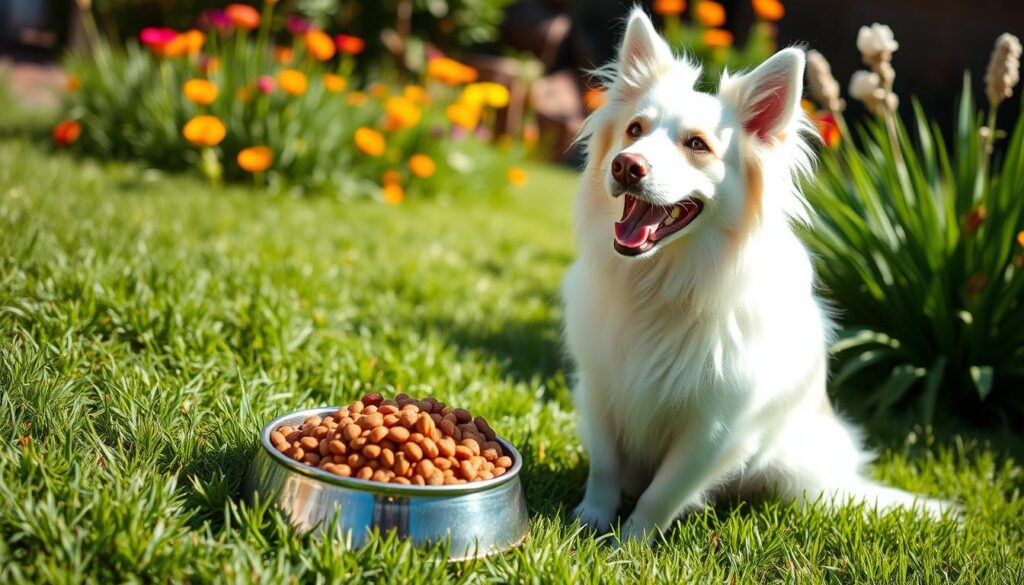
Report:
571,501,615,533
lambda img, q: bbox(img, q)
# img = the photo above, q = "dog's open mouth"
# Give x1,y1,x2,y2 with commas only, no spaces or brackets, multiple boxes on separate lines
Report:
613,194,703,256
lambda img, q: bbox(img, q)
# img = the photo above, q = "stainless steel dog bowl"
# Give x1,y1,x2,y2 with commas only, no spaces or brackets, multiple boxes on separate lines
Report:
243,406,529,560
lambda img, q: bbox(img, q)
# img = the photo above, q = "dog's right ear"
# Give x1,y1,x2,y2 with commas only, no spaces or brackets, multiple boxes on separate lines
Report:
617,10,673,82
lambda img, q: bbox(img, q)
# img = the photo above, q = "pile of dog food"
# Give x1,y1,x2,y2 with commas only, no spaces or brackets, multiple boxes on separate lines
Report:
269,393,513,485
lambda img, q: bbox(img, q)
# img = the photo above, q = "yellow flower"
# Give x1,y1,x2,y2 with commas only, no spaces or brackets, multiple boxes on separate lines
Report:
237,146,273,172
506,166,528,187
408,154,436,178
460,83,487,108
346,91,369,106
181,29,205,54
382,182,405,205
182,115,226,146
403,85,428,104
385,97,422,130
752,0,785,21
446,102,480,130
695,1,726,26
65,74,81,92
323,73,347,93
355,127,386,156
427,57,478,85
702,29,734,48
278,69,308,96
481,82,510,108
305,29,336,61
183,79,218,105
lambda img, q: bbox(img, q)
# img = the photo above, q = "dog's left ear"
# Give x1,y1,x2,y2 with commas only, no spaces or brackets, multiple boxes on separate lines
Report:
721,48,805,142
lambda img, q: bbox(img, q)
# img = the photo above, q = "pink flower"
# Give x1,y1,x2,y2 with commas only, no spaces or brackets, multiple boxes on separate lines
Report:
201,9,231,31
257,75,276,94
287,17,312,35
139,27,179,47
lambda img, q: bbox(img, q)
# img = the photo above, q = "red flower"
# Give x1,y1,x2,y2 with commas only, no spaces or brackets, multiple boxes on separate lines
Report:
225,4,260,30
53,120,81,146
815,112,840,148
335,34,366,55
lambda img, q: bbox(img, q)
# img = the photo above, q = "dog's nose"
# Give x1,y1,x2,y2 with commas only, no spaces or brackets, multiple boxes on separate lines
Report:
611,152,650,187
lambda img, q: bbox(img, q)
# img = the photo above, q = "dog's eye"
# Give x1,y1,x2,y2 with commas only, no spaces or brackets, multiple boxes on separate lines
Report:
685,136,710,152
627,122,643,138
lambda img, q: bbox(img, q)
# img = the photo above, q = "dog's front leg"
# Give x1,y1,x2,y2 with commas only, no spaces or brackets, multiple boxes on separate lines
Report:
571,377,621,532
620,418,744,543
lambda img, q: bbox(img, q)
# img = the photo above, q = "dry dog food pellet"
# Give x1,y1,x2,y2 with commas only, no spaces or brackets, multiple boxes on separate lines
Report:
271,393,512,485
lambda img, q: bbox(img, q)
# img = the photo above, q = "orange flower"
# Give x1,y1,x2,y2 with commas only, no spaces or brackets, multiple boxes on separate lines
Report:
182,115,226,146
653,0,686,15
382,182,404,205
323,73,347,93
446,102,480,130
702,28,734,48
346,91,369,106
334,34,366,55
237,146,273,172
752,0,785,21
815,112,840,148
964,207,987,235
427,57,478,85
65,74,81,92
1017,231,1024,248
585,87,606,111
506,166,528,187
355,127,386,156
385,97,422,130
523,123,540,148
403,85,428,104
274,46,294,65
226,4,260,30
277,69,308,95
183,79,218,105
695,1,726,26
408,154,436,178
382,170,402,185
181,29,205,54
53,120,81,146
305,29,335,61
200,56,221,75
369,83,389,99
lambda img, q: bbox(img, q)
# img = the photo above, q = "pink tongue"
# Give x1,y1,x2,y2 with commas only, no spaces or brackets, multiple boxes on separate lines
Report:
614,200,670,248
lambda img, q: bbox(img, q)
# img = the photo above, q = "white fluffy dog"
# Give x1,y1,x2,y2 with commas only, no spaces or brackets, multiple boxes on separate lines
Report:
564,10,949,542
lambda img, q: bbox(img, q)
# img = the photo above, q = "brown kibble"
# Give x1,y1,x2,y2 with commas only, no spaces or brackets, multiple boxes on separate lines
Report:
311,425,329,439
350,436,369,450
458,423,477,436
270,431,289,451
429,413,443,427
382,414,400,427
318,439,332,457
347,454,367,468
381,439,399,452
387,426,410,443
357,413,383,430
379,404,399,415
328,440,347,455
299,436,319,451
493,467,507,477
395,454,411,477
395,393,410,404
278,425,295,436
438,436,457,458
482,447,499,462
362,444,382,459
369,426,389,444
421,437,440,459
350,401,364,413
342,423,362,442
479,471,493,480
380,448,396,468
459,459,478,481
321,461,336,472
362,392,383,406
357,466,373,480
333,454,347,464
416,413,436,437
474,416,496,441
460,438,481,456
433,402,447,414
303,452,321,466
454,445,474,460
452,408,472,424
285,430,304,443
288,446,306,461
334,464,353,477
366,460,380,471
392,476,411,484
443,413,458,425
434,456,453,471
412,474,426,485
303,415,323,427
428,470,445,485
409,432,424,444
402,441,423,461
416,459,436,477
496,456,512,468
398,411,419,428
443,476,460,485
372,469,389,482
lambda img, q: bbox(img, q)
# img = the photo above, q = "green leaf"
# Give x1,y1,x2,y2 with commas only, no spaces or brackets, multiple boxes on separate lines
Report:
873,365,923,413
920,356,947,424
970,366,994,400
832,349,899,390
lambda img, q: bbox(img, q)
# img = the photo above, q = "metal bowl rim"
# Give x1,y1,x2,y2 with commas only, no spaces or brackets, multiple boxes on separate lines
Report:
259,406,523,496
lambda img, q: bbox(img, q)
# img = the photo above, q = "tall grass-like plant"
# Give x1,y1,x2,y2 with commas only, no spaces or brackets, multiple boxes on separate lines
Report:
802,32,1024,424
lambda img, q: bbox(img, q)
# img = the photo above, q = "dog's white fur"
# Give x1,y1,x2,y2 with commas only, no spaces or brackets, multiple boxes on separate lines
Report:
564,10,950,542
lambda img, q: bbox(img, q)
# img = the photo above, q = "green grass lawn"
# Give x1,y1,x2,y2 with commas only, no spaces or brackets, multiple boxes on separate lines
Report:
1,125,1023,583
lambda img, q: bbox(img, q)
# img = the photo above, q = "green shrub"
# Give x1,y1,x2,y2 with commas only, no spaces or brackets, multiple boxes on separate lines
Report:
802,81,1024,424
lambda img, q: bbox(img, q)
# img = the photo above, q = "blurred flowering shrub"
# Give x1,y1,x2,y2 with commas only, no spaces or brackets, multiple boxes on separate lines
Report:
58,2,526,201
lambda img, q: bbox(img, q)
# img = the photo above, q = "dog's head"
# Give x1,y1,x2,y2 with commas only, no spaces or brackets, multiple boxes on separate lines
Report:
579,10,810,259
